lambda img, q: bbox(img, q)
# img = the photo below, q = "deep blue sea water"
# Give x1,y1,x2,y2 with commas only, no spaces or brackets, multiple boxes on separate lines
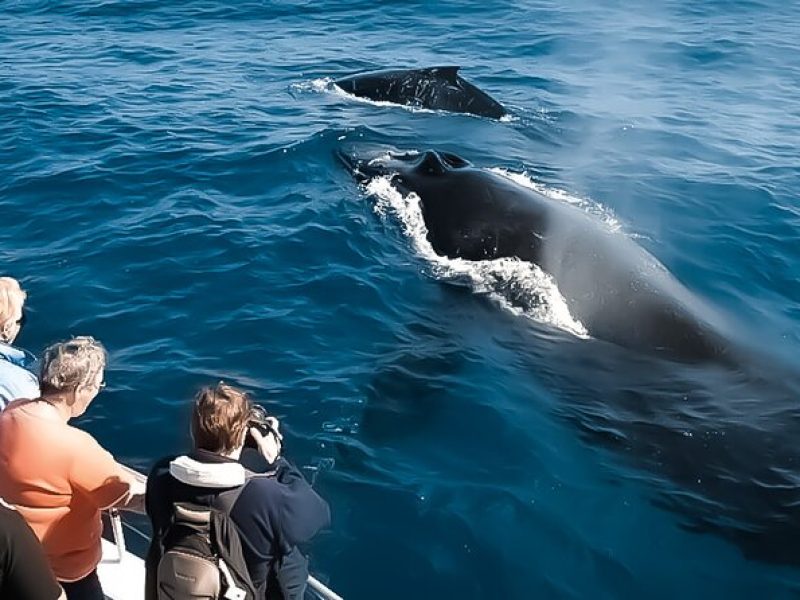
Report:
2,1,800,598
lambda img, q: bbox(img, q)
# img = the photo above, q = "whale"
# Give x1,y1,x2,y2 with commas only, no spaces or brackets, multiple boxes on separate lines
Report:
340,147,800,566
339,148,734,361
334,67,507,119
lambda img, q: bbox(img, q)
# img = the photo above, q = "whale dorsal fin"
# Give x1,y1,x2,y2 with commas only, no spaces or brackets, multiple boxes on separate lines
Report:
425,66,461,83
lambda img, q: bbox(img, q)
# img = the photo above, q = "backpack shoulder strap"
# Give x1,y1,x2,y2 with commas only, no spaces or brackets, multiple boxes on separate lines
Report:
210,510,254,600
212,468,274,515
212,485,246,515
209,469,277,599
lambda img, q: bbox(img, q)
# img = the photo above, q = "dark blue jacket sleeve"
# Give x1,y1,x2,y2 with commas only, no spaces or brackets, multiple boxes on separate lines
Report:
271,458,331,546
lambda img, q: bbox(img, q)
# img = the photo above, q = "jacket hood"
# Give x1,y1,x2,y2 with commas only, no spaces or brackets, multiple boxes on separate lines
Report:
169,455,246,489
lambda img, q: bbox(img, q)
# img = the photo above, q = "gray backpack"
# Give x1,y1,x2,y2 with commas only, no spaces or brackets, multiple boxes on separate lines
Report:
156,487,257,600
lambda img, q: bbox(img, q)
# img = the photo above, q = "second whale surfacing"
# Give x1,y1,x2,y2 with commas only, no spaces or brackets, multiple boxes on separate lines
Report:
334,66,507,119
339,148,733,362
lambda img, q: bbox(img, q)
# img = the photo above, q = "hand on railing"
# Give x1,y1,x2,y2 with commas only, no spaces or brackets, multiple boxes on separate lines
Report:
115,465,147,514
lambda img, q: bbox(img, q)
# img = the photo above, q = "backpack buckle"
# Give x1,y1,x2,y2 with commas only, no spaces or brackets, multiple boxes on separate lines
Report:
219,558,247,600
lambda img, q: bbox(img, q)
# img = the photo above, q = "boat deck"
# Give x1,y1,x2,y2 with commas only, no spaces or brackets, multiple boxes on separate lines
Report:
98,536,146,600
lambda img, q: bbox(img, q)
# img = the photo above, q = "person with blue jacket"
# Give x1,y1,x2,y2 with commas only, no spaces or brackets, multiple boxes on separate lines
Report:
0,277,39,410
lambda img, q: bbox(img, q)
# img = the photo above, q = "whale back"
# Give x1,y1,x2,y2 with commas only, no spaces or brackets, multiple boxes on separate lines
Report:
395,151,730,360
395,151,548,261
539,211,730,359
339,147,731,359
335,67,507,118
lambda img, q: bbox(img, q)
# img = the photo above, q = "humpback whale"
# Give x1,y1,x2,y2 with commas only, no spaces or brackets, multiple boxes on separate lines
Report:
340,148,800,567
339,148,733,361
334,67,507,119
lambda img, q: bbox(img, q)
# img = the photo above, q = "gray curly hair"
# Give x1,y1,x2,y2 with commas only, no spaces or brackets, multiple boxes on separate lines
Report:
40,336,107,394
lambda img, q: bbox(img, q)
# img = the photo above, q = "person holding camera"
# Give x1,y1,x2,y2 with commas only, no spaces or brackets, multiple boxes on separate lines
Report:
144,382,330,600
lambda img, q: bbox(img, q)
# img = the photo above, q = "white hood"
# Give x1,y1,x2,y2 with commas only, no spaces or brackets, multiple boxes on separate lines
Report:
169,455,246,489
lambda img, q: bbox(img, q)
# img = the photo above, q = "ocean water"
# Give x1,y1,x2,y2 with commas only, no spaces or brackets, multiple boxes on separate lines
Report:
2,1,800,598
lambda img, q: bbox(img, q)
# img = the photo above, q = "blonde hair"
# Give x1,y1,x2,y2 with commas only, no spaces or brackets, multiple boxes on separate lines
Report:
0,277,26,340
40,337,107,394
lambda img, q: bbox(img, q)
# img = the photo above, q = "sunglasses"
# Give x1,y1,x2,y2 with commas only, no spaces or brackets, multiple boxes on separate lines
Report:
15,310,26,329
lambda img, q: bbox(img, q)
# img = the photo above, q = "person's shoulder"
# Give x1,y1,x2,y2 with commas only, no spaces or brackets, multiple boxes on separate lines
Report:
243,473,281,491
239,474,284,504
64,424,122,460
229,476,283,523
63,422,106,449
238,466,313,506
147,455,182,492
25,416,99,455
0,357,39,402
148,454,177,477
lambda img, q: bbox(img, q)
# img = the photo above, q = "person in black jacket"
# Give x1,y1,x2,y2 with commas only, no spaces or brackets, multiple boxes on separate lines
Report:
0,497,65,600
145,382,330,600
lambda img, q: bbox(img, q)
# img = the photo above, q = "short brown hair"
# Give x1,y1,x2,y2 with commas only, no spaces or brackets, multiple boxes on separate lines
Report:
191,382,251,454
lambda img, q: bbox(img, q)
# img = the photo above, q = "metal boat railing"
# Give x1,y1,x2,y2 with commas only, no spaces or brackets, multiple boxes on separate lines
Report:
106,466,342,600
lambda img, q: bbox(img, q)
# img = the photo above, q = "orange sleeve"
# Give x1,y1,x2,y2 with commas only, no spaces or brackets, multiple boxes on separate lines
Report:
68,431,132,510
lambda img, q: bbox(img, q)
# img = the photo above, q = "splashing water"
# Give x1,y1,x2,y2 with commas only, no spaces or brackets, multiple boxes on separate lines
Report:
364,174,589,337
289,77,334,95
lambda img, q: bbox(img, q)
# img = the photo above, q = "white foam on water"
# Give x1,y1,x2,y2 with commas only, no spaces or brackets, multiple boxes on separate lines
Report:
364,175,589,338
289,77,334,94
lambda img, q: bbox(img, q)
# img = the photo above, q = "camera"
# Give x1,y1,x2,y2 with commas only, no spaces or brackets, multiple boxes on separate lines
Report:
245,404,278,449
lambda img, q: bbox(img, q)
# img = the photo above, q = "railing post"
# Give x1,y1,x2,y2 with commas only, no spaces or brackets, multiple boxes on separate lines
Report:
307,574,344,600
109,508,126,562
